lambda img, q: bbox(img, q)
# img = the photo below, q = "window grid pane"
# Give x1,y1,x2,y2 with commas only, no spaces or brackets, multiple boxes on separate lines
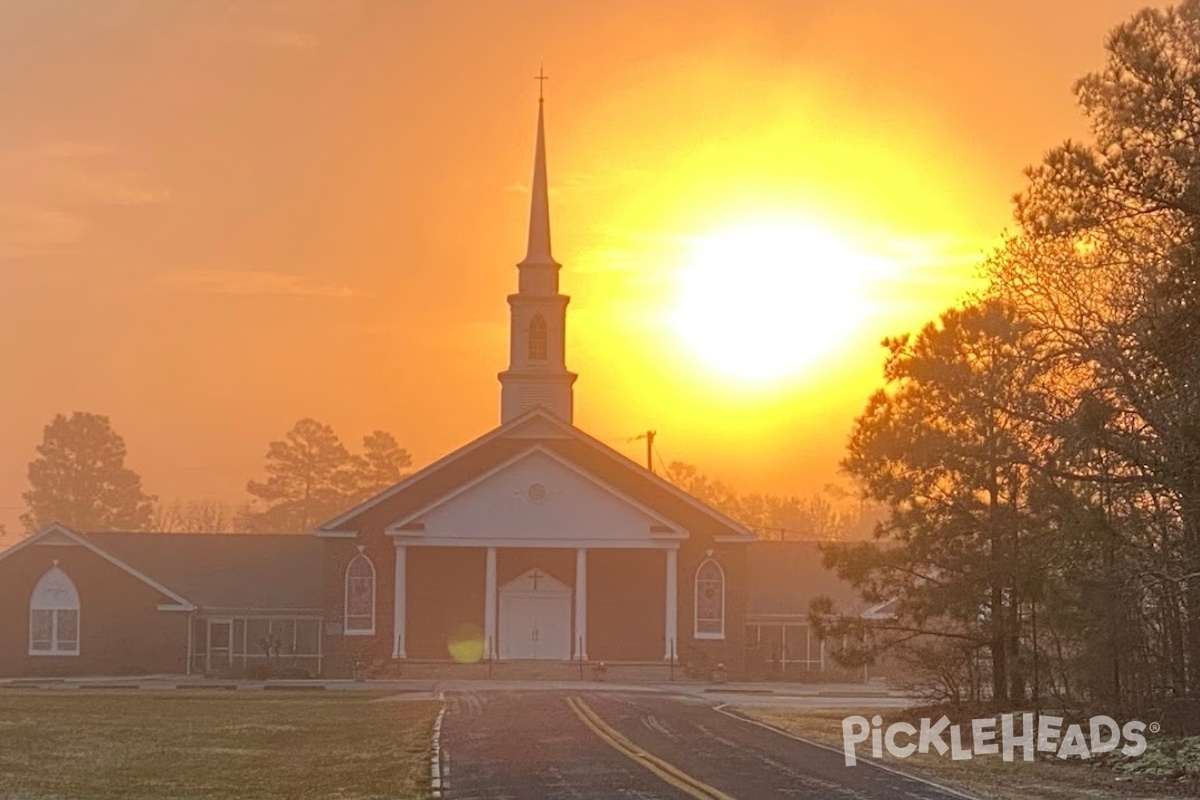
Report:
528,315,548,360
56,610,79,650
30,609,53,651
345,555,375,633
694,560,724,636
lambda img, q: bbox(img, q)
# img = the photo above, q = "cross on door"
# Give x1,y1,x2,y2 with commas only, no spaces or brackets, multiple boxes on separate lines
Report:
529,570,544,590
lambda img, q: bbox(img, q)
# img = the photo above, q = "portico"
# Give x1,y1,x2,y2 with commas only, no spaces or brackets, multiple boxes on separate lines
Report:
384,444,684,662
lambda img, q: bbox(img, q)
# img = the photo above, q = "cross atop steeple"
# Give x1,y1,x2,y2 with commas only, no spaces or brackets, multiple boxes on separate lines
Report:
534,66,549,102
522,83,554,267
498,86,578,424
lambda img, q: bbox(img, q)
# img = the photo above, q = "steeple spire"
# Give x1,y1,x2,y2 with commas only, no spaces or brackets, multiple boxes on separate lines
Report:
522,69,555,266
499,77,577,424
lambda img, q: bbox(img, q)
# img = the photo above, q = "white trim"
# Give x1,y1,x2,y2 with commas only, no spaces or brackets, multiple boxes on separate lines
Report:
155,604,194,612
0,523,196,609
861,599,898,620
315,530,358,539
386,537,681,549
344,553,376,636
664,549,677,659
318,407,755,541
206,618,233,673
383,443,681,536
574,548,587,661
29,568,81,657
392,546,407,658
195,607,324,616
693,558,726,640
318,410,560,531
186,610,195,675
484,547,497,659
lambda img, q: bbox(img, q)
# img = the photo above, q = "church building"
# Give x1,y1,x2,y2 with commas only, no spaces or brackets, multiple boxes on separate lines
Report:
0,94,758,679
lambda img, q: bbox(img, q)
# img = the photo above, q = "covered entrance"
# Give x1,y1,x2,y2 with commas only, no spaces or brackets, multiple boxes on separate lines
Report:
499,569,571,659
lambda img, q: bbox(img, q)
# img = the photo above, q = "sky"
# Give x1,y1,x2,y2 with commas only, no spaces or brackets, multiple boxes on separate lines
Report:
0,0,1170,539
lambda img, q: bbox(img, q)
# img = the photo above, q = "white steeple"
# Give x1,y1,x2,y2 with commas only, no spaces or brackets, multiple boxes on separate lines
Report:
498,79,577,424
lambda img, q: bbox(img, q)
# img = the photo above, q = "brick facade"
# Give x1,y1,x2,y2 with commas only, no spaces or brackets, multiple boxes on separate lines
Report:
0,539,188,677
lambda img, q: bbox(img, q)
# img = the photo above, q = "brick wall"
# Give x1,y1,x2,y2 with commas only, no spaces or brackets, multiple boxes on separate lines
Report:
0,541,189,677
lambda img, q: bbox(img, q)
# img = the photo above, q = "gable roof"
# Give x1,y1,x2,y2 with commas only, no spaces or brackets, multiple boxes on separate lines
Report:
320,407,756,542
82,532,324,613
387,443,683,536
746,540,870,619
0,524,195,610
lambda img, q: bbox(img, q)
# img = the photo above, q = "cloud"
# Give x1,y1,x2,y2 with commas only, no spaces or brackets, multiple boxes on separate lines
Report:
71,169,171,207
255,29,320,49
0,205,89,257
157,269,355,298
0,140,170,258
0,139,169,211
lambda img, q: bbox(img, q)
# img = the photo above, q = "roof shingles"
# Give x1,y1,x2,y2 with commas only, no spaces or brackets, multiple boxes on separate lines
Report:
82,532,324,612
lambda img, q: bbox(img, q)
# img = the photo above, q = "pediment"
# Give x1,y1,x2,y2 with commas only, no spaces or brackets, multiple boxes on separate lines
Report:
500,568,571,596
386,445,681,545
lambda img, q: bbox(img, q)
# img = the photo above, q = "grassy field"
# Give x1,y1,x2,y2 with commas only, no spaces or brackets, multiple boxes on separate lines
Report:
0,690,439,800
744,706,1194,800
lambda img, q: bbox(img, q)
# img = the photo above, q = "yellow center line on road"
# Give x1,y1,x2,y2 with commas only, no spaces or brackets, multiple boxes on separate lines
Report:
566,696,737,800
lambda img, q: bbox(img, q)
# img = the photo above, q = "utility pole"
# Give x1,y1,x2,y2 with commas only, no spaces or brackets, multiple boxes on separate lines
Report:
635,430,657,473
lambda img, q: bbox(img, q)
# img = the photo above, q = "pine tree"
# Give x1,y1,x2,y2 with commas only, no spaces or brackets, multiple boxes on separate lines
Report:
244,418,355,532
351,430,412,500
20,412,156,533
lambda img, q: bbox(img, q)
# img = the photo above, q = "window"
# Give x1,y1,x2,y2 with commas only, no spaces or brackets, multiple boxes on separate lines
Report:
344,554,375,635
528,314,548,360
30,566,80,656
694,559,725,639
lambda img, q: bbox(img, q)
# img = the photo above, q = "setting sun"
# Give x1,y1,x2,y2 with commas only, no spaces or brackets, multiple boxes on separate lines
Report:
670,222,880,384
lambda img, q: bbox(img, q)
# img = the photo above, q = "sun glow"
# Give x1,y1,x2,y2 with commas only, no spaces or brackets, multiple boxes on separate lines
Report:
670,221,880,385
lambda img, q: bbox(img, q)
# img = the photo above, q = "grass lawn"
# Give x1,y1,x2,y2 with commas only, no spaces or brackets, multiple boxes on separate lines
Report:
743,706,1194,800
0,690,440,800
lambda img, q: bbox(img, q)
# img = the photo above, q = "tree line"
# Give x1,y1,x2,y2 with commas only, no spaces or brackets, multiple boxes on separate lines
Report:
12,409,872,542
16,412,411,535
662,461,882,541
816,1,1200,708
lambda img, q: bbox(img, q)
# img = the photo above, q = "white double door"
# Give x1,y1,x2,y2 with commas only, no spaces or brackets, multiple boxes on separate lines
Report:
498,570,571,660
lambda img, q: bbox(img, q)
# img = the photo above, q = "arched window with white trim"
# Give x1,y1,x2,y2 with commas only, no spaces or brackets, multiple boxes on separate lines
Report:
694,559,725,639
528,314,548,361
344,553,376,635
30,566,80,655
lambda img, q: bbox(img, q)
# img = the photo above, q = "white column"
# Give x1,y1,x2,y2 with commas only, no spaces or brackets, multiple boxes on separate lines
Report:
392,545,407,658
664,548,678,660
485,547,498,660
574,548,588,660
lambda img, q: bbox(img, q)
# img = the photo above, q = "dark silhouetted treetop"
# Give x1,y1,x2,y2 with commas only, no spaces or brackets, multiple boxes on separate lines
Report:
21,411,156,533
351,430,412,502
244,418,356,533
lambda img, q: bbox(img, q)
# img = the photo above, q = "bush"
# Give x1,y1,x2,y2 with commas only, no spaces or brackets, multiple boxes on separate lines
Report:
1112,736,1200,783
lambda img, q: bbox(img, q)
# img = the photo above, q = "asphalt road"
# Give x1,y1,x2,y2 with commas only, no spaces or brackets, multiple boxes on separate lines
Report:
439,690,973,800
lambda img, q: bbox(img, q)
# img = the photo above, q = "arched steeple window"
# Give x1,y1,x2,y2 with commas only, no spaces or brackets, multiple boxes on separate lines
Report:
694,559,725,639
30,566,80,655
344,553,376,635
528,314,548,361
